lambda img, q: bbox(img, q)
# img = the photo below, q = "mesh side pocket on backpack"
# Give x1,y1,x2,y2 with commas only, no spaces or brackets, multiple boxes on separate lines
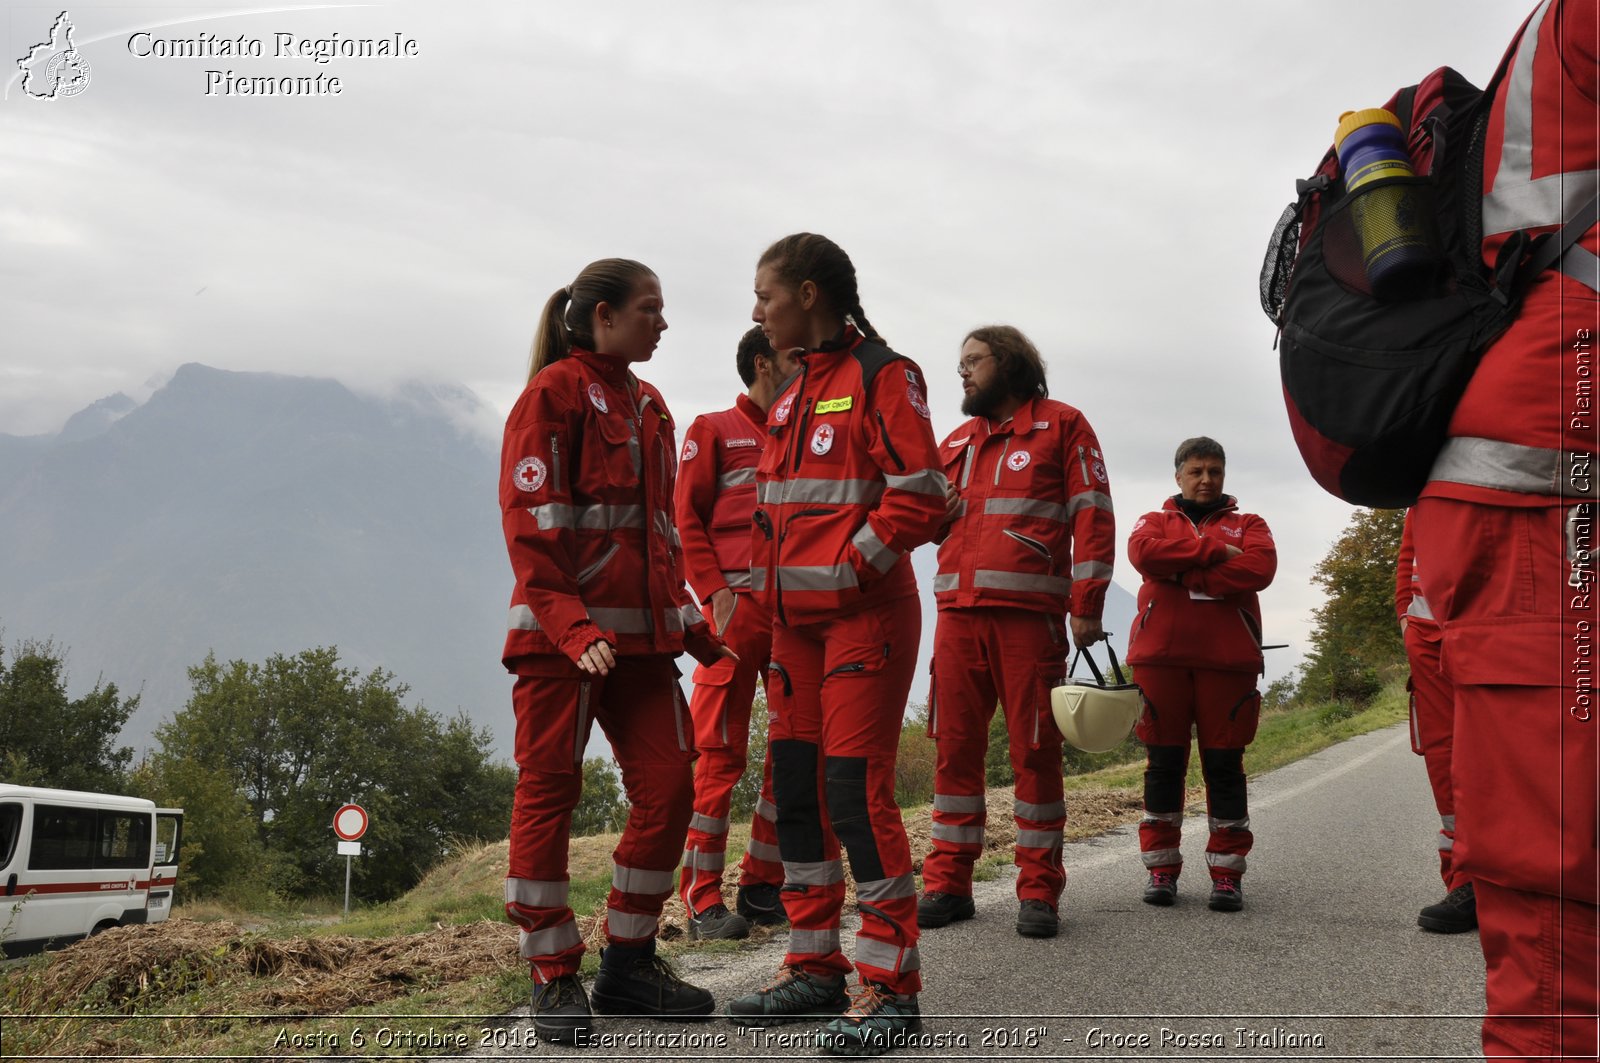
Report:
1259,201,1301,324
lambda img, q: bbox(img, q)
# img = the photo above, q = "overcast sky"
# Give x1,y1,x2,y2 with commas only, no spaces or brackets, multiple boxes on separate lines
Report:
1,1,1522,686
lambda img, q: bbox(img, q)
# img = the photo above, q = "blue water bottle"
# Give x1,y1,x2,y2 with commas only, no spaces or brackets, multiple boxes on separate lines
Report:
1334,108,1438,299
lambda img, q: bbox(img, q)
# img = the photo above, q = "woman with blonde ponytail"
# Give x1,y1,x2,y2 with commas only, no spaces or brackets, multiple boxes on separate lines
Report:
498,258,731,1044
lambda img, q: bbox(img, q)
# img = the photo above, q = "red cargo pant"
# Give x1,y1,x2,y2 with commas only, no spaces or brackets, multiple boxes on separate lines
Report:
680,592,783,915
1404,618,1465,890
504,654,695,982
923,607,1069,907
1133,665,1260,883
768,593,922,995
1414,498,1599,1060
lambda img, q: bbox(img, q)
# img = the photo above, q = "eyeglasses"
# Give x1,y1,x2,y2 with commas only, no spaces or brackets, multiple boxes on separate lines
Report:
956,353,996,376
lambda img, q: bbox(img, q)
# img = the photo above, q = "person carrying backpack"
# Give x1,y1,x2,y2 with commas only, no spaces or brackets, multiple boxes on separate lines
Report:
1404,1,1597,1056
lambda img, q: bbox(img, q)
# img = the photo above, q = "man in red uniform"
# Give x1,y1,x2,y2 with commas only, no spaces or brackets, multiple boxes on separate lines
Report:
1396,509,1475,934
1126,438,1276,912
1411,1,1598,1056
917,325,1115,939
675,327,800,938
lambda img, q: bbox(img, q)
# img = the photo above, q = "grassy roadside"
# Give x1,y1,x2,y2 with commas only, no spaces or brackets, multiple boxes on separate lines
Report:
1,681,1408,1058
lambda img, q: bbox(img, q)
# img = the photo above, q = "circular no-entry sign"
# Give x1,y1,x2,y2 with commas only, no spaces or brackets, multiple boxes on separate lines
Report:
333,803,368,841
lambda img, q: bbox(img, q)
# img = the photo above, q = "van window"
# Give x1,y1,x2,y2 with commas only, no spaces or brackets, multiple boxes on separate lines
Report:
29,805,152,871
0,803,20,869
154,814,181,866
29,805,96,870
96,812,151,870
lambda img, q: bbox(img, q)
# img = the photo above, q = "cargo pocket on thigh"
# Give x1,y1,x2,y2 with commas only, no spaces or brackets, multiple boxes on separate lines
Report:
1225,687,1262,747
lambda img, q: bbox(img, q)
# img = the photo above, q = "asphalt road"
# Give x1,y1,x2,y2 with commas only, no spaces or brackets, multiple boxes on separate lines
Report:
486,724,1486,1060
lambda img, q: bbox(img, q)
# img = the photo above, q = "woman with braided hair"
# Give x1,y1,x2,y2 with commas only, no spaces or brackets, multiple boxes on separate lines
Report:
727,234,947,1057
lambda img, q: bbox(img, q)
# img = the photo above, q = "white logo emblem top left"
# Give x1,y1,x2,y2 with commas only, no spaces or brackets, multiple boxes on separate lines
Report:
587,383,609,414
18,12,92,100
514,457,547,493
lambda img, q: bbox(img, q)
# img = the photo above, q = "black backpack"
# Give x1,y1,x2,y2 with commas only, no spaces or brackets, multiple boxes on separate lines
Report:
1259,27,1598,509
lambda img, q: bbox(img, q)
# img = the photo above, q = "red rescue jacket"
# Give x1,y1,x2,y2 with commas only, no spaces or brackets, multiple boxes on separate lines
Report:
675,394,766,602
500,349,719,670
1126,496,1277,674
751,329,946,626
933,396,1116,619
1394,510,1441,640
1425,0,1599,503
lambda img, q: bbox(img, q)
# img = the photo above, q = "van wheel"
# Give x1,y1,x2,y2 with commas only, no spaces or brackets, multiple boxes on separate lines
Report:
90,920,118,936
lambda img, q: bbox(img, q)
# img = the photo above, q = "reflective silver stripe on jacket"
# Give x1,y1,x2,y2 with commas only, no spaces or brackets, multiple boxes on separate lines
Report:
851,522,900,575
855,938,920,974
1483,0,1599,237
984,496,1068,522
613,863,675,895
607,910,659,939
1141,847,1183,868
722,569,753,591
758,478,885,506
932,572,958,592
719,468,757,489
884,468,949,497
783,859,844,886
1407,595,1435,621
975,570,1071,595
1016,829,1063,849
933,793,986,814
1014,799,1065,821
506,878,570,908
527,503,576,530
509,604,657,635
776,564,859,592
1072,560,1114,581
751,568,767,592
519,920,582,958
578,504,644,530
1067,490,1114,516
1429,436,1598,497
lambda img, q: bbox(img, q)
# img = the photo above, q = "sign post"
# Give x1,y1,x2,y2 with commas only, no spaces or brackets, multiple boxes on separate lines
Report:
332,802,368,919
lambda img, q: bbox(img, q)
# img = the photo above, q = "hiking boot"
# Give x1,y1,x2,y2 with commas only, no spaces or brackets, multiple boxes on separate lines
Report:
915,891,974,928
1143,870,1178,907
590,952,714,1019
1016,899,1059,938
1417,882,1477,934
726,964,848,1026
819,982,923,1057
736,881,789,926
688,903,750,941
530,974,591,1045
1208,875,1244,912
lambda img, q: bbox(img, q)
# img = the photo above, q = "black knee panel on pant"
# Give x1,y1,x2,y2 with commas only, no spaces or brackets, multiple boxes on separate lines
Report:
772,739,824,862
1199,746,1247,820
824,755,884,883
1143,744,1188,814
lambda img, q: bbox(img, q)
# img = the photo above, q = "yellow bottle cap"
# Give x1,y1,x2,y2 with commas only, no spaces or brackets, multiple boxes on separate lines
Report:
1335,108,1403,149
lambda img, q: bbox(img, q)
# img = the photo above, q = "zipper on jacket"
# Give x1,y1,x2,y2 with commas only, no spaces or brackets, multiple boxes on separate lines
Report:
577,542,620,584
550,433,562,494
792,410,812,472
960,443,975,489
1077,445,1090,485
1003,528,1052,561
874,410,906,472
993,438,1011,485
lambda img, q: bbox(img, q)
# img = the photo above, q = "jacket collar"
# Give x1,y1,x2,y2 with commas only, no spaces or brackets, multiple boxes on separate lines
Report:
573,347,634,387
735,392,767,429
